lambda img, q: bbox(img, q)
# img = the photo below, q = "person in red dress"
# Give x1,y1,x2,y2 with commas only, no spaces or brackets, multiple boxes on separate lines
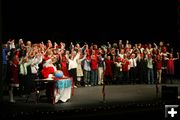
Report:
166,52,179,83
59,50,69,77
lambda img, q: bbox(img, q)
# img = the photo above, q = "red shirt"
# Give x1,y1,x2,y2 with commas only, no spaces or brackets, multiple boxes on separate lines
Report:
156,60,162,70
104,59,113,77
122,59,130,72
91,55,98,70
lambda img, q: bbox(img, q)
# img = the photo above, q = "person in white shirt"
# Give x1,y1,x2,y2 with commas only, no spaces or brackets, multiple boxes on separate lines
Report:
66,49,80,87
147,54,154,84
129,53,138,84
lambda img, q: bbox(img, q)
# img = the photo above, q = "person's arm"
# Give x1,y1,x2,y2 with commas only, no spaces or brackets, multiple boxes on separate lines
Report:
107,42,111,48
80,54,87,62
26,58,33,66
65,51,70,62
19,57,23,65
153,42,158,50
74,50,81,60
173,52,179,60
37,55,43,64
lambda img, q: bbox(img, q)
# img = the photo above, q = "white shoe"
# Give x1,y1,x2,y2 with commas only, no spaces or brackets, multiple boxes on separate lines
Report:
88,85,91,87
74,85,77,88
10,100,16,103
85,85,88,87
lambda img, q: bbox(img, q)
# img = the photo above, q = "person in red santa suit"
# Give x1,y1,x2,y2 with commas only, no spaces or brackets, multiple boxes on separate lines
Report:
41,58,57,103
41,58,57,79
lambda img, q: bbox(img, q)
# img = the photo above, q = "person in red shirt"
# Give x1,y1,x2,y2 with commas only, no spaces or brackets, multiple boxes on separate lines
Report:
90,50,98,86
104,55,114,85
59,50,69,77
122,54,130,83
9,49,20,103
154,55,162,84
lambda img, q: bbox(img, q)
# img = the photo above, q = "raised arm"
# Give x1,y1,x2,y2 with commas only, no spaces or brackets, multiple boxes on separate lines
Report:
173,52,179,60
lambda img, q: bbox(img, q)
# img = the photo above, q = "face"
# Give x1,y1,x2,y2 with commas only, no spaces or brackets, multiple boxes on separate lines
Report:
47,49,53,55
19,39,23,44
76,44,80,48
107,56,111,60
120,49,124,54
27,41,31,46
148,44,151,48
131,54,135,58
3,44,7,48
170,54,173,58
159,41,163,46
62,56,66,62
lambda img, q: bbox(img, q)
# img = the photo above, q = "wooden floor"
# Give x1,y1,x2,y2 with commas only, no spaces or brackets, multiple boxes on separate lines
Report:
1,82,180,119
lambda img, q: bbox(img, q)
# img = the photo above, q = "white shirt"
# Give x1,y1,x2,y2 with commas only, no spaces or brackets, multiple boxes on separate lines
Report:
67,53,80,70
129,58,137,68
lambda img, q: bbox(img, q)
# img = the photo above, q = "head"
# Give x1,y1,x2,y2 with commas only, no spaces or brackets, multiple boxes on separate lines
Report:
148,54,152,58
3,44,7,48
120,49,125,54
62,56,67,62
157,55,161,60
93,44,98,50
169,53,173,58
76,43,80,48
131,54,135,59
159,41,164,47
71,51,77,59
47,40,52,48
107,56,111,60
46,49,53,56
26,41,31,47
19,39,23,45
117,56,121,62
148,43,152,48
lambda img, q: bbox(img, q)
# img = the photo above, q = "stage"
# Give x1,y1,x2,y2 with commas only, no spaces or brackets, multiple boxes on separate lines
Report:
1,81,180,119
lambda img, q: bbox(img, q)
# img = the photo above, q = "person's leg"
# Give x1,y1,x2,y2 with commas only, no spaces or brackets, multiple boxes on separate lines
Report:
84,70,88,86
159,70,162,84
9,86,15,102
70,69,77,86
147,69,150,84
91,70,95,86
170,74,173,84
151,69,154,84
98,67,103,85
94,70,98,86
87,71,91,86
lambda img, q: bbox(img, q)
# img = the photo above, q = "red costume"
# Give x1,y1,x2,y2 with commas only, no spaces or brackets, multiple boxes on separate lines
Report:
60,56,69,77
104,59,113,77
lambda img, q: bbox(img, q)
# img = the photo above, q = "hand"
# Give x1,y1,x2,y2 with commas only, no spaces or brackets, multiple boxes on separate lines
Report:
126,40,129,44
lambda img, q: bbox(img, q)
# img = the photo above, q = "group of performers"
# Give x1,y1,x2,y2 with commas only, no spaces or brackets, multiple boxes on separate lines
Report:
2,38,179,103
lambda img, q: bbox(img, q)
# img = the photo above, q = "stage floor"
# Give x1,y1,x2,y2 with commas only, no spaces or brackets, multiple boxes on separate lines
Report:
1,82,180,119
